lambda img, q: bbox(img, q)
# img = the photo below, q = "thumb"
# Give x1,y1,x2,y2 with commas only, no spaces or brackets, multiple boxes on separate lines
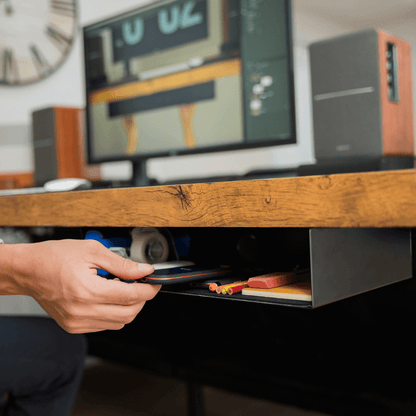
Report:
93,247,154,280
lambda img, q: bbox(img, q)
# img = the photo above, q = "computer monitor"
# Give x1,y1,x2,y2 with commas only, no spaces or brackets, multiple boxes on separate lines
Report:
83,0,296,185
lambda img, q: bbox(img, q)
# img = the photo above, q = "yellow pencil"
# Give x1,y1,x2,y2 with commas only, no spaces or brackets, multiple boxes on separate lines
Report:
216,280,249,294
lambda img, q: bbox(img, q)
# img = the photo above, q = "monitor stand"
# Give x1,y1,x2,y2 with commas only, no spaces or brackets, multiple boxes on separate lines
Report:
132,160,152,187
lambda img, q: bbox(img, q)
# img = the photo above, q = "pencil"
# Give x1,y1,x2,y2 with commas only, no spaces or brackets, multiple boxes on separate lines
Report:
227,283,248,295
216,280,249,294
208,276,241,291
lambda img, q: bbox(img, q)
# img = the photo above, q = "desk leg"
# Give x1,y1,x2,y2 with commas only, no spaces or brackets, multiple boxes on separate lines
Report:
187,381,204,416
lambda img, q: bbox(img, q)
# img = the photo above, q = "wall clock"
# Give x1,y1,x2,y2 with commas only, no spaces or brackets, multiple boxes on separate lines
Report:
0,0,77,86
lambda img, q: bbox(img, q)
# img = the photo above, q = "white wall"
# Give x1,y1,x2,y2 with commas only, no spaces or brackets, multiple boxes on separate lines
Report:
0,0,415,315
0,0,386,182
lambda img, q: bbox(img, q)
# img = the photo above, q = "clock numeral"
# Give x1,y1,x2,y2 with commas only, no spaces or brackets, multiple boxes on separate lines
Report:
50,0,76,17
1,49,19,84
46,25,72,52
30,45,51,75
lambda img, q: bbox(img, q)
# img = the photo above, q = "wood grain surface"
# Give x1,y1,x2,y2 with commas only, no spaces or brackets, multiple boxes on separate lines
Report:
0,170,415,228
55,107,85,179
377,30,414,156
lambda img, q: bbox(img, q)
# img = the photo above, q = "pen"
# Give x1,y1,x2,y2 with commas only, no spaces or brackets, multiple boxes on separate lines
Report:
190,281,212,289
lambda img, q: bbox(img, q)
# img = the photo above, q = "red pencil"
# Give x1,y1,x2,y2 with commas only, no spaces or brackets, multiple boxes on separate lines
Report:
227,283,248,295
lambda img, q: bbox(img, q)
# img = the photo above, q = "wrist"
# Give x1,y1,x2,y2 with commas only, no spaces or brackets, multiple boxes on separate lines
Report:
0,243,35,296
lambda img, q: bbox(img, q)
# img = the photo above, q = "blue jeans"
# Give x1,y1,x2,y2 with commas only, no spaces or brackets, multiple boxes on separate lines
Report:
0,316,87,416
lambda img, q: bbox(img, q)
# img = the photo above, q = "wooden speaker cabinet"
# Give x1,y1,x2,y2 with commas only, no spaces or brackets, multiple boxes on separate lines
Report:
309,29,414,163
32,107,85,185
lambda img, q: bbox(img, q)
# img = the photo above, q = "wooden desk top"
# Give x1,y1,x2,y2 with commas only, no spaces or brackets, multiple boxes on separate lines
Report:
0,169,415,228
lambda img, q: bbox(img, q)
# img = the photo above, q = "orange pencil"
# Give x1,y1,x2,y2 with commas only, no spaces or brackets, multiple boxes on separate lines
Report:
208,277,239,291
209,283,218,291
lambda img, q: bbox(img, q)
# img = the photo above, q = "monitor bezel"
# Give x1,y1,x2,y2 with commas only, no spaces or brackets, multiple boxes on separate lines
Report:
83,0,297,165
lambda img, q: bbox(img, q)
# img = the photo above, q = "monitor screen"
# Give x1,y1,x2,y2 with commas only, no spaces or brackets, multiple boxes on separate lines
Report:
83,0,296,164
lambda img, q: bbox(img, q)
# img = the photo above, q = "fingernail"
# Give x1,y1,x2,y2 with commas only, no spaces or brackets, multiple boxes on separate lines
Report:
138,263,153,270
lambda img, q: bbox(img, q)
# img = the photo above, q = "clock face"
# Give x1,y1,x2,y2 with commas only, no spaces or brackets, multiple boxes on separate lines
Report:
0,0,77,86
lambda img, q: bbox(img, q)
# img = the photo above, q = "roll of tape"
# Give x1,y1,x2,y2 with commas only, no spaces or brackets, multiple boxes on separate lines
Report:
109,246,128,259
130,228,169,264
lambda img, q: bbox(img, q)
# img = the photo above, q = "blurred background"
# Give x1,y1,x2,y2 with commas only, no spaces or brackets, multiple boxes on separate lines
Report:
1,0,415,184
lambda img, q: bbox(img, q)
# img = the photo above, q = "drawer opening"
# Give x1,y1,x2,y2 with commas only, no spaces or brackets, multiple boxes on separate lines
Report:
12,225,412,309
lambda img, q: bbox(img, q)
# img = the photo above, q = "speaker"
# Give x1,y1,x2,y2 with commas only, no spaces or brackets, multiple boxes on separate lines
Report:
309,29,414,166
32,107,85,186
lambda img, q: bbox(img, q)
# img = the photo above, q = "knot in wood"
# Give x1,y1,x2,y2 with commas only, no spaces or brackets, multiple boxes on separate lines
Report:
318,176,332,190
166,185,192,210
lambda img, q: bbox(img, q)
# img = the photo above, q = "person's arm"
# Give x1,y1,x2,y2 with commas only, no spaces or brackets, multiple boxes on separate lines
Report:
0,239,160,333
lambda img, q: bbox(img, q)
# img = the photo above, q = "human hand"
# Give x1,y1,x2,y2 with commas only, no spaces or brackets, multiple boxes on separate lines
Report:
11,239,160,333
